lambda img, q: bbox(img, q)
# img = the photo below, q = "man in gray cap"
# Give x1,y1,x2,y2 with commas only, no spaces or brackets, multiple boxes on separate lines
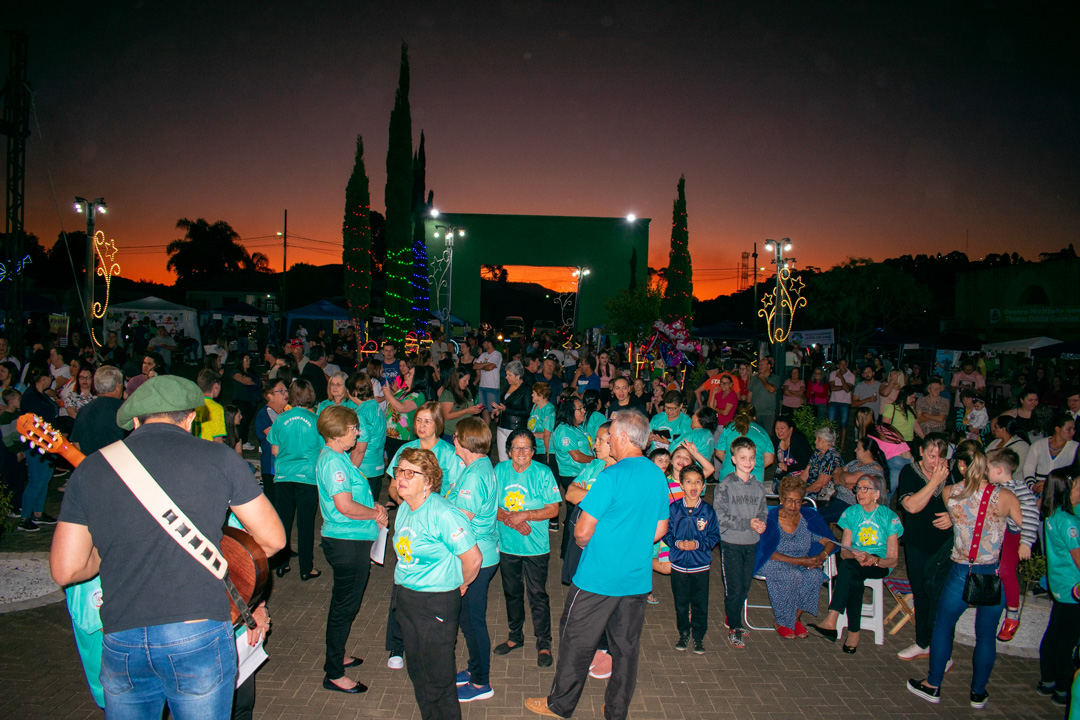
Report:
50,375,286,718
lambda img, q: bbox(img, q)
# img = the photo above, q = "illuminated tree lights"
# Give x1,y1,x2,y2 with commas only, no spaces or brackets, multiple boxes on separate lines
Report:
343,135,373,324
660,175,693,325
90,231,121,346
384,42,414,344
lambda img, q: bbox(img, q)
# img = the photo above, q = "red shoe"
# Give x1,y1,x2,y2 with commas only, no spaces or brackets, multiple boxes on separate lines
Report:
997,618,1020,642
776,625,796,639
794,621,809,639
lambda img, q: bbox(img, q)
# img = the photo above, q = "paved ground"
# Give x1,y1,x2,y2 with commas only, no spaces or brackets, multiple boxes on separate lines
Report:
0,480,1067,720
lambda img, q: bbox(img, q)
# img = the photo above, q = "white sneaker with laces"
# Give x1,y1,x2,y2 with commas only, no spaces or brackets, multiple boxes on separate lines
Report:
387,655,404,669
897,643,929,660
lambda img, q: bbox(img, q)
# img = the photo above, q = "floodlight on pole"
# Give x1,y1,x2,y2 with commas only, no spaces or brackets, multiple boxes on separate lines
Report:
75,196,107,347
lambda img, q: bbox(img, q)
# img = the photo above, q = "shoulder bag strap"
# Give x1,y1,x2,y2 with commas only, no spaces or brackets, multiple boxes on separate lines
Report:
99,440,228,580
967,485,994,565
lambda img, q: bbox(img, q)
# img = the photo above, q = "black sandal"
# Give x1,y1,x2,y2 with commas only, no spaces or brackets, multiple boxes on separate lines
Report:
301,569,322,581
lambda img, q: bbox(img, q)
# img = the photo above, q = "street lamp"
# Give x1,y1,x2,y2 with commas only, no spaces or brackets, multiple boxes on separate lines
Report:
74,197,106,345
758,238,805,418
571,267,591,333
428,208,465,331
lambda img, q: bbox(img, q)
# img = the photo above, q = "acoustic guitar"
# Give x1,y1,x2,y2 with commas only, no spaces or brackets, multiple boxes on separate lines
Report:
17,413,269,627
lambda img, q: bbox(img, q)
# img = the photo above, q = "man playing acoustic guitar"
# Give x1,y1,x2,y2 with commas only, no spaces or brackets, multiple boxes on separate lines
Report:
50,375,286,719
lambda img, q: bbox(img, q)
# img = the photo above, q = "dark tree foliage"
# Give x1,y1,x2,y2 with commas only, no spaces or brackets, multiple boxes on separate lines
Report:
659,175,693,324
384,42,414,344
343,135,373,320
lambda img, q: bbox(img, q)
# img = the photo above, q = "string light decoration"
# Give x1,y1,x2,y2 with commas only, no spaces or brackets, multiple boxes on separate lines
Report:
0,254,31,282
90,231,121,346
757,238,805,344
659,175,693,325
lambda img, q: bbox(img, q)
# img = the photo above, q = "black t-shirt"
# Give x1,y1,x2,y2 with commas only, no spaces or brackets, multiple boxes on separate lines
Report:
70,397,127,456
301,363,329,403
896,463,952,553
58,422,262,634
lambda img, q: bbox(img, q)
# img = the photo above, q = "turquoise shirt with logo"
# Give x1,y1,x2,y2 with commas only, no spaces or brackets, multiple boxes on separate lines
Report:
574,458,609,492
649,412,692,450
316,446,378,541
446,456,500,567
585,411,606,449
495,460,561,557
575,456,669,596
388,438,465,498
316,397,359,416
356,399,387,477
1045,510,1080,604
528,402,555,453
838,504,904,559
267,407,321,485
393,493,476,592
552,423,591,478
670,427,716,464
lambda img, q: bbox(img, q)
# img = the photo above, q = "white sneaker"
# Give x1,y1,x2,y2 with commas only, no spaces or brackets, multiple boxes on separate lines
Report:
897,643,929,660
242,442,256,451
387,654,404,669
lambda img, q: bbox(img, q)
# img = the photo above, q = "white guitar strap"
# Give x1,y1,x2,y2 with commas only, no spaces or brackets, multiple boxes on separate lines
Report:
99,440,228,580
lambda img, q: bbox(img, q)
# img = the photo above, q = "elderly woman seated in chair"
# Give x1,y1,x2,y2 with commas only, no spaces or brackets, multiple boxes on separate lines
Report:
753,475,837,639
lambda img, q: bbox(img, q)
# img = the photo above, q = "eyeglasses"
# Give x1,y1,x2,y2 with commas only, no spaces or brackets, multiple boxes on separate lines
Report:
510,446,533,454
855,486,876,493
393,467,426,479
664,404,681,411
271,388,288,395
347,425,358,433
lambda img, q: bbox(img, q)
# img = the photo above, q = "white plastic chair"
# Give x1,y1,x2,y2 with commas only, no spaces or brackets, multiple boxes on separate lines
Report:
830,556,886,645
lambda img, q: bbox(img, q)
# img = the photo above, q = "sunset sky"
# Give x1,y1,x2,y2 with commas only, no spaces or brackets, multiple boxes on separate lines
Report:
8,2,1078,300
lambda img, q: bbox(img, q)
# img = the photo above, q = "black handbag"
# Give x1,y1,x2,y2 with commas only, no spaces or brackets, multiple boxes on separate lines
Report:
960,486,1002,607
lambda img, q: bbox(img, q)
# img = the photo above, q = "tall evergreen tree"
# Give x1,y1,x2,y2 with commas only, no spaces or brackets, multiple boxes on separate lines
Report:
342,135,372,327
383,42,414,344
659,175,693,323
411,131,431,327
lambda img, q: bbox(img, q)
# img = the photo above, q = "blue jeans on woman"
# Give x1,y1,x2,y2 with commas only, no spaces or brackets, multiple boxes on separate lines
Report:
927,562,1005,693
101,619,237,720
886,456,911,498
21,450,53,519
459,563,498,686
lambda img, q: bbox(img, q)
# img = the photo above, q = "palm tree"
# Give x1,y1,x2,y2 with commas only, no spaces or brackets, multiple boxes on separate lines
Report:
166,218,251,283
245,251,273,273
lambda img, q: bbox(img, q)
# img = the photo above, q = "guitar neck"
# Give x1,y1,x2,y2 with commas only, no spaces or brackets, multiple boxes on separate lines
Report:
16,413,85,468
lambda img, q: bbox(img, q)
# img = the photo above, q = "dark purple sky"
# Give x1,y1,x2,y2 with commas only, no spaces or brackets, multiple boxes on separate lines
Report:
9,1,1078,298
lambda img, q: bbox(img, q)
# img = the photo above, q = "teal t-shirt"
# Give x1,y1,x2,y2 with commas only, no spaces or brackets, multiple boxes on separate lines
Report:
316,446,378,541
575,458,609,492
316,397,359,416
388,438,465,498
1045,510,1080,604
838,504,904,558
393,493,476,592
528,402,556,453
267,407,322,485
495,460,562,557
670,427,716,463
356,399,387,477
716,422,775,483
649,412,692,450
552,423,592,478
585,411,606,449
575,456,669,596
446,456,500,567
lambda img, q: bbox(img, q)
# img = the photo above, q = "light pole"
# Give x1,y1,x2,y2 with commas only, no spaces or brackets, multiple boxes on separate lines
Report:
571,266,591,334
74,197,106,345
428,209,465,332
763,238,794,419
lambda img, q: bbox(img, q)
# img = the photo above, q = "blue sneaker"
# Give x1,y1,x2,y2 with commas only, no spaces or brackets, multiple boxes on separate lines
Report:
455,670,470,687
457,683,494,702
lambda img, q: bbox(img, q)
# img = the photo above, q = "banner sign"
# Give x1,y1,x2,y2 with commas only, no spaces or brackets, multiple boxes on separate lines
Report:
790,328,835,346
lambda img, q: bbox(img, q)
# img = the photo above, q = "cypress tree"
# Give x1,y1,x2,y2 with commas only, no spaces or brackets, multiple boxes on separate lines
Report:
411,131,430,327
342,135,372,328
660,175,693,324
384,42,414,344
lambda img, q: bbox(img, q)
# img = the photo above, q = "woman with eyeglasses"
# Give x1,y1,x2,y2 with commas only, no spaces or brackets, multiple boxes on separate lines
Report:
550,396,596,554
810,473,901,654
446,416,500,703
492,428,560,668
255,379,288,505
61,364,96,418
315,406,389,696
392,447,481,720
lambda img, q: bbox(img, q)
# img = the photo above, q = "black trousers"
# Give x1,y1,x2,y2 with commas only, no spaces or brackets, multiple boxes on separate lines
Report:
271,481,317,574
1040,600,1080,692
828,557,888,632
720,542,755,632
385,585,404,656
905,542,952,648
321,537,374,679
368,473,384,505
260,473,276,507
671,569,710,641
500,553,553,649
547,586,647,720
396,585,462,720
554,470,577,559
235,399,255,446
231,673,255,720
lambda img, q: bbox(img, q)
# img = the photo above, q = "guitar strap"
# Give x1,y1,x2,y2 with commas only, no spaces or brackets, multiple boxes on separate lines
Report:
99,440,258,629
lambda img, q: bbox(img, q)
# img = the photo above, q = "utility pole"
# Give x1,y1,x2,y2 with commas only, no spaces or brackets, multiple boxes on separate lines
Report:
752,242,759,351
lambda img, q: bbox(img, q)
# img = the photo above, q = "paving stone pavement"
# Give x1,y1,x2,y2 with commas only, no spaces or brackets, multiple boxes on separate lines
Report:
0,514,1066,720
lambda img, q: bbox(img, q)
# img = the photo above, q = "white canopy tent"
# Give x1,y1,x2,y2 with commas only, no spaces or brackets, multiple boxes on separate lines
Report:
105,296,202,349
980,336,1061,358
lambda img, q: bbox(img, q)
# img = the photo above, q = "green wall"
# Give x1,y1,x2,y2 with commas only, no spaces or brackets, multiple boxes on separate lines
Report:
424,213,650,331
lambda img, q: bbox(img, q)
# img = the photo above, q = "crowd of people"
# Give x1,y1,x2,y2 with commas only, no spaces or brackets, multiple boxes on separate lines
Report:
1,325,1079,718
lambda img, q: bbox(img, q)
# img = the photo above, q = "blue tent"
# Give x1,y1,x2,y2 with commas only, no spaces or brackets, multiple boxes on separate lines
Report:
284,300,349,325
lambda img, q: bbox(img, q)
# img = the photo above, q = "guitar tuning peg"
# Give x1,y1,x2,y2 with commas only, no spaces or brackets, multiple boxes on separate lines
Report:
20,436,27,443
37,446,45,455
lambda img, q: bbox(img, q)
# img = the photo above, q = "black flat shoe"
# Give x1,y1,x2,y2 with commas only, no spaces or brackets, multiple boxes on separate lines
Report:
537,650,553,667
842,644,857,654
323,676,367,694
275,565,291,578
301,569,322,581
343,656,364,669
808,624,838,642
493,641,523,655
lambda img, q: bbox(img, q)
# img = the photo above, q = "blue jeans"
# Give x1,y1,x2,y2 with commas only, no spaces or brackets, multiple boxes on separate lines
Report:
101,619,237,720
827,402,850,427
459,563,498,686
928,562,1005,693
21,450,53,519
886,456,911,498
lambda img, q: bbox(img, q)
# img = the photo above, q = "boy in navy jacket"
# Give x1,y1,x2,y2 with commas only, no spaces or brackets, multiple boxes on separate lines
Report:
663,463,722,653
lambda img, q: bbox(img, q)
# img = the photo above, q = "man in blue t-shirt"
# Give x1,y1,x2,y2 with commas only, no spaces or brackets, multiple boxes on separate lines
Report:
380,342,402,389
574,357,601,397
527,411,668,720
